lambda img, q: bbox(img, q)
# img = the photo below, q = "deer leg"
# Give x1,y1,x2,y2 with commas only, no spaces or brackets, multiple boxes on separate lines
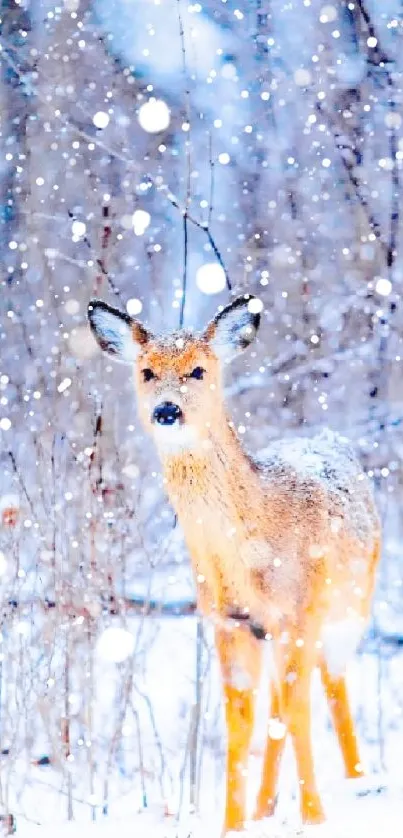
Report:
320,659,364,779
215,625,263,835
254,677,286,819
280,641,325,825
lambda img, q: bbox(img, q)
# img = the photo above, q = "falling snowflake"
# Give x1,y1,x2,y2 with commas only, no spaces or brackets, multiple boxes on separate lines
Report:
196,263,226,295
138,99,170,133
93,111,110,129
126,298,143,316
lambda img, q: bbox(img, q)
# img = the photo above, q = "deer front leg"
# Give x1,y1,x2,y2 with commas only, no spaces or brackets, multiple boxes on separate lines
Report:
280,639,325,825
215,625,263,835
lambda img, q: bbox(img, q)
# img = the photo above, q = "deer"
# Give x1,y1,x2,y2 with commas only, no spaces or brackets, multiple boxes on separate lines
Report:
88,293,381,835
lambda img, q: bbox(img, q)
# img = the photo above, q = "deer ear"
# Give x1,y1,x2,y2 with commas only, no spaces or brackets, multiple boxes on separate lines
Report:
87,300,150,363
204,294,262,363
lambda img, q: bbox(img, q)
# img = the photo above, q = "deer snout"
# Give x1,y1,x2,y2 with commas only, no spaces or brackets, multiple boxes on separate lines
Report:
152,401,183,426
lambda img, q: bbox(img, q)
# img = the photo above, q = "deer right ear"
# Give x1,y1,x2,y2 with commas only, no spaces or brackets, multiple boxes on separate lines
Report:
87,300,150,363
204,294,262,363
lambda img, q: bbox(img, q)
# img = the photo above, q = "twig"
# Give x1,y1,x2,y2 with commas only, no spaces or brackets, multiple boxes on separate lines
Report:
179,212,188,328
67,208,124,303
102,658,137,813
0,38,230,294
358,3,398,273
207,132,215,230
315,100,387,257
7,452,35,518
131,685,170,794
189,618,204,812
355,0,391,65
96,204,113,294
0,38,138,171
177,0,192,327
63,631,74,820
203,225,232,291
387,92,399,274
177,0,192,205
1,595,197,619
163,189,231,290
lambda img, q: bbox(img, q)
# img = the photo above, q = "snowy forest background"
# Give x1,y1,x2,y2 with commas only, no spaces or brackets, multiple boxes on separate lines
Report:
0,0,403,833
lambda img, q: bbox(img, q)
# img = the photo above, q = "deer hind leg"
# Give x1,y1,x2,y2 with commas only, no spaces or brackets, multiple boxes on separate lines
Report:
254,678,286,820
320,658,364,779
215,625,263,835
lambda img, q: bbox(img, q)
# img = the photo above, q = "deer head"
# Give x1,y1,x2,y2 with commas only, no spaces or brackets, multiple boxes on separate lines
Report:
88,295,261,455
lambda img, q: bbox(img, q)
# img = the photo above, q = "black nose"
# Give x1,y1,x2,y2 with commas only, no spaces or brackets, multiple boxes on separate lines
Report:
152,401,183,426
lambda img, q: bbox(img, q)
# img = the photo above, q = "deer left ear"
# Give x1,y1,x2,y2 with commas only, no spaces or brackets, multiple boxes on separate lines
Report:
204,294,262,363
88,300,150,363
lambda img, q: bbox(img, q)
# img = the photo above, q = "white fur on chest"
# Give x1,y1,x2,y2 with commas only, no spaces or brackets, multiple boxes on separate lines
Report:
321,616,365,675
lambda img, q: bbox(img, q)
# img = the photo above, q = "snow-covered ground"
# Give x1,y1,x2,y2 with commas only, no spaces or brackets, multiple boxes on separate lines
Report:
16,777,403,838
6,615,403,837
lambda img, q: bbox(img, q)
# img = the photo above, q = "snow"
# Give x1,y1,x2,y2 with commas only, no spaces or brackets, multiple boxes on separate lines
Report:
196,263,227,296
15,778,403,837
5,616,403,836
138,99,171,134
95,626,135,663
126,298,144,316
131,211,151,237
93,112,110,130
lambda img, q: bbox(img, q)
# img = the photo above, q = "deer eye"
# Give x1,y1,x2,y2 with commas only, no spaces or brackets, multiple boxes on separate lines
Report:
189,366,205,380
142,368,155,383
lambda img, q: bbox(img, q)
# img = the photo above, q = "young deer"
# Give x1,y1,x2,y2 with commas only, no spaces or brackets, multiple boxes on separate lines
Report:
88,294,381,835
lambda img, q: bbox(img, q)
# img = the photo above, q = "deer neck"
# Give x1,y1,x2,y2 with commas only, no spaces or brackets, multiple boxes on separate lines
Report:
160,412,256,516
160,413,265,616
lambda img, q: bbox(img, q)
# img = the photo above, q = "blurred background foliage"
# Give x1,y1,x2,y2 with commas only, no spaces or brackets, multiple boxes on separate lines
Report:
0,0,402,828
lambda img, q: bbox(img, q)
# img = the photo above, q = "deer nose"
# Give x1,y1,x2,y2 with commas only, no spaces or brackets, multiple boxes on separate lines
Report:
152,401,183,426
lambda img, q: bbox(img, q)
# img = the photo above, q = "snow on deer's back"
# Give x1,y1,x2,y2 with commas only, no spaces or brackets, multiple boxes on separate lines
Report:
253,429,380,639
88,293,381,836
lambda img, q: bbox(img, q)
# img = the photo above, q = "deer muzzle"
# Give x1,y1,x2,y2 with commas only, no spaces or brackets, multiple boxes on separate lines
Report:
152,401,183,426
